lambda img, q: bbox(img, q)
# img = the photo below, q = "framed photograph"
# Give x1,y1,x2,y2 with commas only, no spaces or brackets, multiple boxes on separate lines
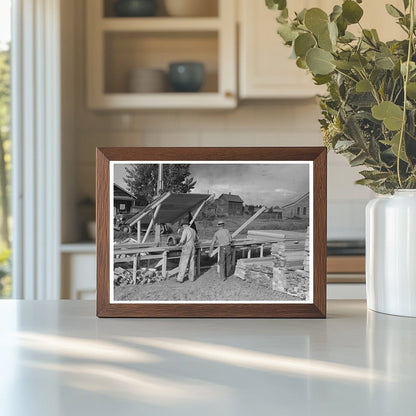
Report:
96,147,327,317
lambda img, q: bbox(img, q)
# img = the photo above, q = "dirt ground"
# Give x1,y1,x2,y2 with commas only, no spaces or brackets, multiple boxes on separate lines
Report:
114,266,300,302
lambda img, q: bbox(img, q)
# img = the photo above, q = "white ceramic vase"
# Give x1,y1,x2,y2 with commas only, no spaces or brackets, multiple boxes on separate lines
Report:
366,190,416,317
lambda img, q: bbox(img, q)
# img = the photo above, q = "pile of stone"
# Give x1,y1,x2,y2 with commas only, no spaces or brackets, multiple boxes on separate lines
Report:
272,268,309,300
271,240,305,270
270,233,309,300
234,258,274,281
114,267,166,286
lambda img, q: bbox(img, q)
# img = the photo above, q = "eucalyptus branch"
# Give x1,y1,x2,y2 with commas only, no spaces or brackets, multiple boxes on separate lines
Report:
397,0,415,188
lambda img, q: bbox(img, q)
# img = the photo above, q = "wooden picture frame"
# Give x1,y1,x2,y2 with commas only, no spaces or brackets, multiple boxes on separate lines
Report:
96,147,327,317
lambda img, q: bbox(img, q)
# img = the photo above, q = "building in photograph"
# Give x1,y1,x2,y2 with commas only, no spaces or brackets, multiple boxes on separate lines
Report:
114,184,136,214
268,206,283,219
216,193,244,216
282,192,309,219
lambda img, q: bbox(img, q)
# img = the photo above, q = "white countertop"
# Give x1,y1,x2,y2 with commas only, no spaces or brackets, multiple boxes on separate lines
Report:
0,300,415,415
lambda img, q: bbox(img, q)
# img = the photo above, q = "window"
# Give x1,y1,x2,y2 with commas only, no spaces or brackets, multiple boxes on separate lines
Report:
297,207,300,216
0,0,11,298
303,207,307,215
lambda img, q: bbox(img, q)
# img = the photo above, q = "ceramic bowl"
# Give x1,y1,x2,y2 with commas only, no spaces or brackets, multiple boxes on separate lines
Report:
168,62,205,92
164,0,217,17
128,68,167,93
114,0,158,17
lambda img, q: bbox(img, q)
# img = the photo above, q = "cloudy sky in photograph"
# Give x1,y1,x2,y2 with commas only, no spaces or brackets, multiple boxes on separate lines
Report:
114,162,310,207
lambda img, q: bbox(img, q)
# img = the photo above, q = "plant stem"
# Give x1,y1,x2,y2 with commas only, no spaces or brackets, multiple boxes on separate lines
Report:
397,0,415,188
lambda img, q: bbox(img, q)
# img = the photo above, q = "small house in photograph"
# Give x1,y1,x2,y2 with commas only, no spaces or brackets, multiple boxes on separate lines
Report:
114,184,136,214
216,193,244,216
282,192,309,219
268,206,283,219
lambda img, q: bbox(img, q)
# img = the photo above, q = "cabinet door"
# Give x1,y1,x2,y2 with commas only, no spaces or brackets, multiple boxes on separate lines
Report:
239,0,405,100
239,0,326,99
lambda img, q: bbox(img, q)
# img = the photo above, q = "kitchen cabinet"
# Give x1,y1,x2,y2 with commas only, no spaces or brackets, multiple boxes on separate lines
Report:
61,245,96,300
239,0,325,99
238,0,404,99
86,0,237,109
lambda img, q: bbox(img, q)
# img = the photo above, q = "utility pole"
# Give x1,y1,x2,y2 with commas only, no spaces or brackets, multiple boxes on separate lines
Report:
154,163,163,244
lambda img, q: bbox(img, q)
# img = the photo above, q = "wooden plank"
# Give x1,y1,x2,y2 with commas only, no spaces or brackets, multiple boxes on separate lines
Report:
133,256,137,283
142,217,154,244
128,192,171,226
162,251,168,279
142,204,162,244
210,206,267,258
137,221,141,243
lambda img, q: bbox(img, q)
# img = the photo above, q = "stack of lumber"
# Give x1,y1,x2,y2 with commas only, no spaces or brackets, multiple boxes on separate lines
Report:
234,257,274,287
114,266,166,286
304,227,310,272
247,230,306,242
271,240,305,270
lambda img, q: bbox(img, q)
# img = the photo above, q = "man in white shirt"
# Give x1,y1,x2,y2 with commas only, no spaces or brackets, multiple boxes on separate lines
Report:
176,220,198,283
209,221,233,281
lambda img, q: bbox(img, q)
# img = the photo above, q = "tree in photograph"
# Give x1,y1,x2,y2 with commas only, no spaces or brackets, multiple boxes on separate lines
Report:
0,45,10,248
124,164,196,204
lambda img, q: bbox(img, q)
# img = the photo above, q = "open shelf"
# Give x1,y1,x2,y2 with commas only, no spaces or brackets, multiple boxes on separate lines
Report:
103,0,219,18
101,17,221,32
87,0,236,109
104,31,218,94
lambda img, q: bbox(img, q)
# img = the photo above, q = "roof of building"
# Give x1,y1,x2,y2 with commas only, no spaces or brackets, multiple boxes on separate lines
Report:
114,183,136,200
127,193,212,225
217,193,244,203
282,192,309,209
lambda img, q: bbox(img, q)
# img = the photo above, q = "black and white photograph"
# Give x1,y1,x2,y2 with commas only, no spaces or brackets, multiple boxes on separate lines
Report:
110,161,313,303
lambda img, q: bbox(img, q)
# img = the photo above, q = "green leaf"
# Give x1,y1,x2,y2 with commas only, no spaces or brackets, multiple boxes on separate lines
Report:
304,8,329,35
296,8,307,23
294,33,316,58
360,170,391,181
350,54,368,70
296,57,308,69
318,27,334,52
350,152,367,167
375,55,395,70
385,4,404,18
333,60,353,70
403,0,410,10
306,48,335,75
336,15,348,36
381,132,409,162
313,74,332,85
372,101,404,131
277,23,298,43
266,0,287,11
356,79,372,92
334,140,355,152
330,5,342,22
339,31,356,43
371,29,380,42
342,0,364,24
407,82,416,99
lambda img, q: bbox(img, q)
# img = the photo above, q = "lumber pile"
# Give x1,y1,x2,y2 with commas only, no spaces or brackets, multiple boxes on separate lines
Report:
271,240,305,270
114,266,166,286
247,230,306,242
304,227,310,272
